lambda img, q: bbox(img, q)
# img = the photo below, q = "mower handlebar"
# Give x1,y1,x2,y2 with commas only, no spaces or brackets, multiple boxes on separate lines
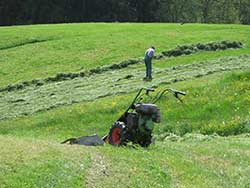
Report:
143,87,155,92
152,88,186,104
124,87,155,113
124,87,185,113
168,88,186,96
144,87,155,96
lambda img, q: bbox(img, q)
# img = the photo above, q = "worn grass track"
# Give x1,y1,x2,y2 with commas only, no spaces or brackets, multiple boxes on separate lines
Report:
0,55,249,120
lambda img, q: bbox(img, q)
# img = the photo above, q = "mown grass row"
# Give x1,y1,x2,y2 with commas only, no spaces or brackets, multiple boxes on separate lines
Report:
0,40,242,93
0,70,249,140
0,23,249,87
1,54,249,121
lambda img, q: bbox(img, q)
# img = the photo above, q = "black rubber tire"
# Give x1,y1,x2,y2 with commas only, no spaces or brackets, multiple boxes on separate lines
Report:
109,122,126,146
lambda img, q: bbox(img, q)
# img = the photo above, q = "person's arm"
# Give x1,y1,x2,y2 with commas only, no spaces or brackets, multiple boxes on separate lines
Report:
148,50,154,58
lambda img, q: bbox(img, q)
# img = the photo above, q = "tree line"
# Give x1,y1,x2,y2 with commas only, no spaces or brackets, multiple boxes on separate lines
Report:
0,0,250,26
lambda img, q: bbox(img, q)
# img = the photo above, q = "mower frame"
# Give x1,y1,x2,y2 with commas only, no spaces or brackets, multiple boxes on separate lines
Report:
104,87,186,147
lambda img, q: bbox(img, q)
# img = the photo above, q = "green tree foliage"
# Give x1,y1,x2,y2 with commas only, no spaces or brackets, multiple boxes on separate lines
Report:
206,0,239,23
238,0,250,24
0,0,249,25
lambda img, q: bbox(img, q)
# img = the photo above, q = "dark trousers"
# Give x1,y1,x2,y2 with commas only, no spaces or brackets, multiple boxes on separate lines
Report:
144,57,152,78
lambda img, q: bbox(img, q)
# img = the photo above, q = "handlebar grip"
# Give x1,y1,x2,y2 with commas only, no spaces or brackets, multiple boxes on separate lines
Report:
168,88,186,96
148,88,155,92
143,87,155,92
176,91,186,96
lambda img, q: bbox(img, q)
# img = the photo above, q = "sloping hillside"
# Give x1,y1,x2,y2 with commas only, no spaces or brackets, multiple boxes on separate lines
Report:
0,23,250,188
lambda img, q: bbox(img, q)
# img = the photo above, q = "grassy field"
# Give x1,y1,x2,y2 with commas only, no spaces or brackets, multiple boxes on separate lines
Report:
0,23,250,87
0,23,250,188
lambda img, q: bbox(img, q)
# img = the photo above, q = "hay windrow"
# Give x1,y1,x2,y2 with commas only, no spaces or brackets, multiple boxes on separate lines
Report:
0,40,242,93
0,55,249,120
156,40,242,58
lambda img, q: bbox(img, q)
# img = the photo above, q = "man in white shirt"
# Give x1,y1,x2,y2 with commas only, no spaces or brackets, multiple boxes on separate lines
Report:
144,46,155,81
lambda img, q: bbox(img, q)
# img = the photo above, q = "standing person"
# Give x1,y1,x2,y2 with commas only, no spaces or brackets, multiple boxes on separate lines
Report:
144,46,155,81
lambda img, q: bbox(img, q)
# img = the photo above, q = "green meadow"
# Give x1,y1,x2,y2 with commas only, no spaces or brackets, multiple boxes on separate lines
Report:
0,23,250,188
1,23,250,87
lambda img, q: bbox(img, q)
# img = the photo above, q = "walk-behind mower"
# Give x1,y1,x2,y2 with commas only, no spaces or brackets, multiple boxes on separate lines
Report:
61,87,185,147
102,87,186,147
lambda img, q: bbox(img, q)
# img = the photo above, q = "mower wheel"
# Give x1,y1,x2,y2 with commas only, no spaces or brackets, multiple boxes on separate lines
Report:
109,122,126,146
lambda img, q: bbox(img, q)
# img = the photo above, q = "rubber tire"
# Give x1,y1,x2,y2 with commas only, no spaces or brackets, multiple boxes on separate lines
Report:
109,122,126,146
